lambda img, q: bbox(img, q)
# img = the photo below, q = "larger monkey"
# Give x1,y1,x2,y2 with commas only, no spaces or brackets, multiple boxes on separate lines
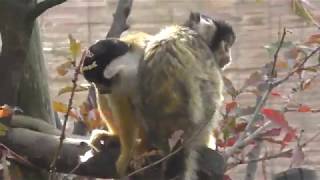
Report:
81,12,235,179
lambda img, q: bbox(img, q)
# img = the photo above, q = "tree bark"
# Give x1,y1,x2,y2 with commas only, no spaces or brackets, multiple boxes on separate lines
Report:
0,0,65,179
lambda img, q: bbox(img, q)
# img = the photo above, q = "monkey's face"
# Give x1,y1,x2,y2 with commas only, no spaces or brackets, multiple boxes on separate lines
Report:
81,39,130,93
185,12,236,69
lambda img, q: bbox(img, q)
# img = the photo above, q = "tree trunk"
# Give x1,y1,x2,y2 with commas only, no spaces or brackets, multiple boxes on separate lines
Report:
0,0,59,179
18,24,55,124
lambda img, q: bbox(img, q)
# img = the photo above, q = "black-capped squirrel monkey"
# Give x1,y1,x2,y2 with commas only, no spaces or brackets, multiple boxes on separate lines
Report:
138,12,235,180
81,32,151,177
81,12,235,179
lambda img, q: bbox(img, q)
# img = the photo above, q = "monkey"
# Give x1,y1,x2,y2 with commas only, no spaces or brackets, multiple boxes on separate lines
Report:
137,12,235,180
81,12,235,179
81,31,152,177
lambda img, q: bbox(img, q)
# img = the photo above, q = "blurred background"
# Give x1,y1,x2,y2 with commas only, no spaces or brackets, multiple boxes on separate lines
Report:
38,0,320,179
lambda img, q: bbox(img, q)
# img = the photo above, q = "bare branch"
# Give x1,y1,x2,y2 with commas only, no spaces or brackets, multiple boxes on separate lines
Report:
106,0,133,38
28,0,67,21
11,115,60,135
227,149,292,170
271,28,287,77
50,51,87,173
244,141,262,180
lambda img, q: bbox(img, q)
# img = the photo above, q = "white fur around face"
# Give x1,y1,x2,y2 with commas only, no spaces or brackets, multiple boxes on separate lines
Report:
103,52,141,94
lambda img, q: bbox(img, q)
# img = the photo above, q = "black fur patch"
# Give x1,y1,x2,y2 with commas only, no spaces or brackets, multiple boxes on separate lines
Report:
82,39,129,88
210,19,235,51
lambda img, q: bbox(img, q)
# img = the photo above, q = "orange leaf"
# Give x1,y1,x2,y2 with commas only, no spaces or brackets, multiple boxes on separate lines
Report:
298,105,311,112
56,61,73,76
0,105,12,118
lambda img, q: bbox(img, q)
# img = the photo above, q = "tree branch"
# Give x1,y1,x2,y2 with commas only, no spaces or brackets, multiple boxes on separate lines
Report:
1,128,120,178
0,115,224,179
225,29,288,159
225,121,272,157
28,0,67,21
11,115,60,135
106,0,133,38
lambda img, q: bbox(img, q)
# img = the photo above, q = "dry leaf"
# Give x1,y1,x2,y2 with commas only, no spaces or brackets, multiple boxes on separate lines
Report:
56,61,73,76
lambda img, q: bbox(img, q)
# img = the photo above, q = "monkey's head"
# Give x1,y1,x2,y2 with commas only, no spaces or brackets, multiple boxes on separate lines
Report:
81,39,130,93
184,12,236,69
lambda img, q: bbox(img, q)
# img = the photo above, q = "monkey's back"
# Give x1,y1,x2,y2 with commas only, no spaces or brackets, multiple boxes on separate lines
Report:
138,25,224,152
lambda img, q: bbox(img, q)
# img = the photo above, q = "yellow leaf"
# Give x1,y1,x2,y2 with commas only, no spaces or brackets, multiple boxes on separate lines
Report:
57,85,88,96
52,101,68,113
68,34,81,60
0,122,8,136
52,101,80,120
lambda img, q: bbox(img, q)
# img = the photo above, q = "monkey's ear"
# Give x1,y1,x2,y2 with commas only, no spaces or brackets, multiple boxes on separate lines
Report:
189,11,201,23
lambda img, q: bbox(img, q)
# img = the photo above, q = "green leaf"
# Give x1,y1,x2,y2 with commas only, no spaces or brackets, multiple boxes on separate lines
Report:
0,122,8,136
264,41,295,57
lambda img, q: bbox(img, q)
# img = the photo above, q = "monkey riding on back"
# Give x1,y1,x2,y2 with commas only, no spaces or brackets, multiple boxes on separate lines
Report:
81,12,235,180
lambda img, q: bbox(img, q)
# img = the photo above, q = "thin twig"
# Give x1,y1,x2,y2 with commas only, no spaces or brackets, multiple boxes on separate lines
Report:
228,122,320,170
28,0,66,21
273,46,320,87
271,28,287,77
49,50,87,175
225,28,288,158
227,149,292,170
301,129,320,147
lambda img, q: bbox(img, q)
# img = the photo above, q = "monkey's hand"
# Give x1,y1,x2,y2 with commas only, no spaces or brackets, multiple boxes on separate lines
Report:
89,129,119,153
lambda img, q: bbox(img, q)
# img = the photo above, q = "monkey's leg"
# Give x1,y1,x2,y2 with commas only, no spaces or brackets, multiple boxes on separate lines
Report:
109,96,140,177
116,115,139,176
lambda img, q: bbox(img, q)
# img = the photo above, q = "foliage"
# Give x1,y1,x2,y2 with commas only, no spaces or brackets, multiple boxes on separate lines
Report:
216,30,320,178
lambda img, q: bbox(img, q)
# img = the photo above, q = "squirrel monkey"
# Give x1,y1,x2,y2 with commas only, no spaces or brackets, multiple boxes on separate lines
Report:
81,32,151,176
138,12,235,180
81,12,235,179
